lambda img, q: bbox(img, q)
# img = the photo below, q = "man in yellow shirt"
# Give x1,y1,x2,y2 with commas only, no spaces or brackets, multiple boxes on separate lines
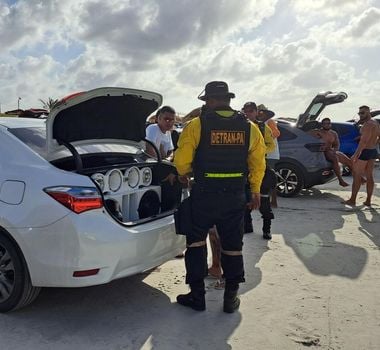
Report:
174,81,266,313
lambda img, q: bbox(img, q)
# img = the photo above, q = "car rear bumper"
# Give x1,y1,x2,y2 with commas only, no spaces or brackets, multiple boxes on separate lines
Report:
15,209,185,287
304,167,335,188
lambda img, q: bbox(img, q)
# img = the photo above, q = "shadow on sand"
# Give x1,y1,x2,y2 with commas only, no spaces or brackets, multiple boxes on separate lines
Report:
3,273,240,350
274,187,369,279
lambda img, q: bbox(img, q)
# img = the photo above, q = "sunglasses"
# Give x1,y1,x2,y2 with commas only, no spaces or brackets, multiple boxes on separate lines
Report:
358,111,366,116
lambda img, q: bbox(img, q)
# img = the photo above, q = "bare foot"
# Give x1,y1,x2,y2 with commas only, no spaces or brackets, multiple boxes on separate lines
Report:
363,201,371,207
208,266,222,279
342,199,356,206
339,181,349,187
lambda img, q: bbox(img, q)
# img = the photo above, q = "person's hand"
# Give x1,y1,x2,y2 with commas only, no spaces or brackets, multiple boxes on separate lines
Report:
163,173,177,185
247,193,260,210
177,174,190,188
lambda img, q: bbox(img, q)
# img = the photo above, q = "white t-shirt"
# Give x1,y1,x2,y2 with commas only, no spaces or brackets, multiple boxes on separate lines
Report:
145,124,174,155
266,137,280,160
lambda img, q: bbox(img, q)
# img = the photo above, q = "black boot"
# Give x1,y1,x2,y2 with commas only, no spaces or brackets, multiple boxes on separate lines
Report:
177,281,205,311
263,231,272,240
244,208,254,234
223,284,240,313
262,218,272,240
177,291,205,311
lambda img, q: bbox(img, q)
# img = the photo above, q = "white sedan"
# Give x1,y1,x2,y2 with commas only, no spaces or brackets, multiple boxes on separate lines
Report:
0,87,185,312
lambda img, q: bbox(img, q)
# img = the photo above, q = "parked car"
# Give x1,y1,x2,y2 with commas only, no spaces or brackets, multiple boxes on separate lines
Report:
0,87,185,312
275,91,348,197
275,120,334,197
331,121,360,157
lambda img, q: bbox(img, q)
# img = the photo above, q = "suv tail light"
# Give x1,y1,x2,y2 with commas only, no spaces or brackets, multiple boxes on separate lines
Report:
44,186,103,213
304,143,326,152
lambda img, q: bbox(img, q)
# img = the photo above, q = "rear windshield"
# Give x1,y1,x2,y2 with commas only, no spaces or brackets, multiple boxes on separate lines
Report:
8,126,144,159
8,127,47,157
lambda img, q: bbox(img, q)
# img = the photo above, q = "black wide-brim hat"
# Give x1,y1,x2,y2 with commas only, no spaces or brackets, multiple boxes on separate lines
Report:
198,81,235,101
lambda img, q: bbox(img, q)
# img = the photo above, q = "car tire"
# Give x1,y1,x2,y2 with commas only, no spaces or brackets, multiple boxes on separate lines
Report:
0,233,41,312
275,163,304,197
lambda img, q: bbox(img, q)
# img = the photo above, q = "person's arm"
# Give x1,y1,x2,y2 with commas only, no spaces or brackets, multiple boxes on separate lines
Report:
264,125,276,154
332,131,340,151
247,123,266,193
247,123,266,210
352,123,371,161
267,119,280,138
145,125,158,158
173,117,201,176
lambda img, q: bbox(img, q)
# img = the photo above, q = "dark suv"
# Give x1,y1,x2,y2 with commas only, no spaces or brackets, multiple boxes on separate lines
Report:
275,91,348,197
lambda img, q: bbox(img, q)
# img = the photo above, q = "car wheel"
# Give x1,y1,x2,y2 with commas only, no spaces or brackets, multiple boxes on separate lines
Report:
0,233,41,312
275,163,304,197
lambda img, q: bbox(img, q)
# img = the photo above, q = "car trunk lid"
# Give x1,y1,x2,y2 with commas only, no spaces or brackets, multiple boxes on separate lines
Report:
296,91,347,128
46,87,162,156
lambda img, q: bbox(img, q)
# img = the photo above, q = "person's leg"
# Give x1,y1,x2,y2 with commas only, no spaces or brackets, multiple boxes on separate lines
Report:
336,151,366,184
344,160,367,205
216,192,246,313
266,160,278,207
259,195,274,240
208,226,222,278
325,151,349,187
270,190,278,208
244,207,254,233
177,189,214,311
363,159,375,206
336,151,352,169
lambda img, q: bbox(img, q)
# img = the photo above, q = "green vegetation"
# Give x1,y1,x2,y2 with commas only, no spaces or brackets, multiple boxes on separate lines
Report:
39,97,60,111
0,113,17,117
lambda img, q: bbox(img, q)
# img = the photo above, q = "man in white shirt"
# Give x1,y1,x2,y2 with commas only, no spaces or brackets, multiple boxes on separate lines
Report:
146,106,176,159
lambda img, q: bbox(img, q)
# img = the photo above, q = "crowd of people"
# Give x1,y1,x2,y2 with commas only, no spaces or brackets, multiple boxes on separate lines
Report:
145,81,380,314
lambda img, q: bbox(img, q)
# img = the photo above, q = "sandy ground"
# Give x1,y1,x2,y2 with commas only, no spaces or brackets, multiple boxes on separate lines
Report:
0,167,379,350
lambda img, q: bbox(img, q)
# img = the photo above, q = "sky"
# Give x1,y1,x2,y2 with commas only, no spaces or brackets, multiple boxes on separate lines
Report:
1,0,379,121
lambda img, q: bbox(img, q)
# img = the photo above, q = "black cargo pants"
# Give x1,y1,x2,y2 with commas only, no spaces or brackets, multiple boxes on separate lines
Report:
184,184,246,291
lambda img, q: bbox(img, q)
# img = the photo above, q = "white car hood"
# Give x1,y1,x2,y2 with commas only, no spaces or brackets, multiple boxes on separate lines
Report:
46,87,162,156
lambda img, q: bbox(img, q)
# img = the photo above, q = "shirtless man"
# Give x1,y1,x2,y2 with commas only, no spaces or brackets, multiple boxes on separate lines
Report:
344,106,380,206
314,118,349,187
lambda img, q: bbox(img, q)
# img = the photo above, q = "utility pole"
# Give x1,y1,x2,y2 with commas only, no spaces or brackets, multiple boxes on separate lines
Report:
18,97,21,110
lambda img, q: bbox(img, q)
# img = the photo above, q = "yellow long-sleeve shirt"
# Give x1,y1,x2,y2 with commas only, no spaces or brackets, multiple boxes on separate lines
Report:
174,112,266,193
261,123,276,155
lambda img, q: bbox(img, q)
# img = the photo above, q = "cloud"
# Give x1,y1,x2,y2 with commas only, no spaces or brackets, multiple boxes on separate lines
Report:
340,7,380,45
76,0,277,67
0,0,379,119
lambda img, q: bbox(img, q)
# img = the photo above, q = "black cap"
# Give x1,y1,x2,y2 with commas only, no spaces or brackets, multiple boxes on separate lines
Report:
198,81,235,101
243,101,257,111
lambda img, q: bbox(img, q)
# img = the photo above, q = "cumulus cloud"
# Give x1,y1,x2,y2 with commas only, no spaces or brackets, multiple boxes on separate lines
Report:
0,0,379,119
76,0,277,67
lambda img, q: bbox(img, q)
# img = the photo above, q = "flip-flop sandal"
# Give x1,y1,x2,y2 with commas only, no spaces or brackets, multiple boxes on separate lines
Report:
213,279,225,290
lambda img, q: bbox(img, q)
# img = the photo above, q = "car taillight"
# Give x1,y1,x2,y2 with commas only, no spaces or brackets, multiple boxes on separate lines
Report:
304,143,325,152
44,186,103,213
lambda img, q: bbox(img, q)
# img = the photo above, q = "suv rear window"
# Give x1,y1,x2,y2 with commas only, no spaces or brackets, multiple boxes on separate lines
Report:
277,126,297,141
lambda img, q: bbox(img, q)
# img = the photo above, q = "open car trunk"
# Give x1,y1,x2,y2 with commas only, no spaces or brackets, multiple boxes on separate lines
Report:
47,87,183,225
51,147,183,225
296,91,348,130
